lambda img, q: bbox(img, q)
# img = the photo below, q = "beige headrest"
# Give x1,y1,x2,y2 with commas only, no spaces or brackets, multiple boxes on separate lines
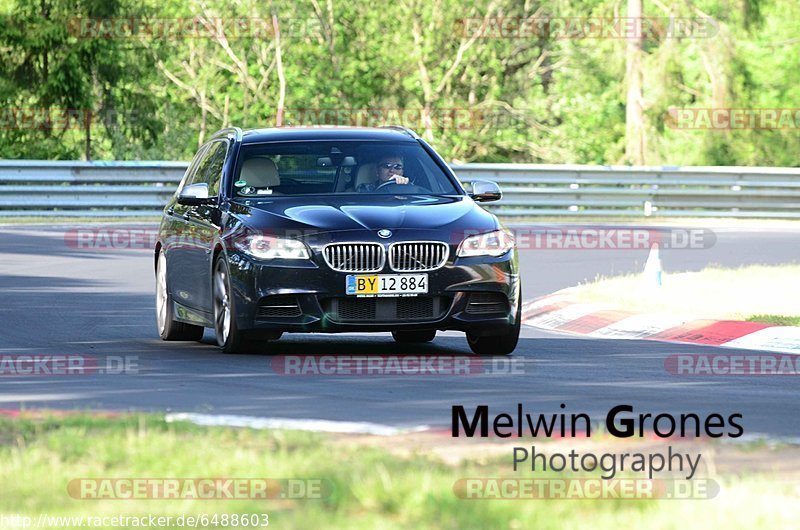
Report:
355,163,376,189
241,158,280,187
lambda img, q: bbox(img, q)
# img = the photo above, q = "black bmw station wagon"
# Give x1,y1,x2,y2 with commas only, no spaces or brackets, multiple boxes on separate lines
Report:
155,126,521,354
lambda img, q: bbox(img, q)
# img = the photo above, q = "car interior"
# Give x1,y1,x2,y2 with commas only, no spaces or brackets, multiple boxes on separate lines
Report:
234,143,452,197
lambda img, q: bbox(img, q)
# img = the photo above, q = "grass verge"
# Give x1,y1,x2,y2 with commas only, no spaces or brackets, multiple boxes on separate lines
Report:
746,314,800,326
569,264,800,322
0,413,797,529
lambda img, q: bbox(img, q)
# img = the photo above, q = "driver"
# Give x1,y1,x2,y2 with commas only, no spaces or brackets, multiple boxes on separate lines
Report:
356,155,410,192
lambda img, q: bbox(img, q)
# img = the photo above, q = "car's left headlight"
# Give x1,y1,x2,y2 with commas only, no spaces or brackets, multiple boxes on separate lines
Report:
457,229,515,258
234,235,311,260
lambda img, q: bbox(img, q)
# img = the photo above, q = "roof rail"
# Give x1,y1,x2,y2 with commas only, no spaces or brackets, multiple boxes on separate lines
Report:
210,127,243,142
379,125,421,139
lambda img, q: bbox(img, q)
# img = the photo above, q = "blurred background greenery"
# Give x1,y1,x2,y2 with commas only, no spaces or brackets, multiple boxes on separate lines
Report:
0,0,797,165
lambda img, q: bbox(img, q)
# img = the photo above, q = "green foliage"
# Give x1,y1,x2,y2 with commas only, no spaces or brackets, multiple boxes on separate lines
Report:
0,0,798,165
746,314,800,326
0,0,162,159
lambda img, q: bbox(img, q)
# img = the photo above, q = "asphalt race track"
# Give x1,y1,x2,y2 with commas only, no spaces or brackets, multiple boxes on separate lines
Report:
1,223,798,438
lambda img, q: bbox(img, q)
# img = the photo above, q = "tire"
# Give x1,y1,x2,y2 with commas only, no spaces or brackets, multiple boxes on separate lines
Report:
156,250,205,341
212,256,282,353
466,293,521,356
392,329,436,344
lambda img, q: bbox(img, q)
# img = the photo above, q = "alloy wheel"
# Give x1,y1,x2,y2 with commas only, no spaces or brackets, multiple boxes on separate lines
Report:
156,252,168,335
213,261,231,347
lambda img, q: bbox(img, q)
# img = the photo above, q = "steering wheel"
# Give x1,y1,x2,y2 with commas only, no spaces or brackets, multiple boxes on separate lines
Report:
372,181,427,193
375,179,401,191
375,173,417,188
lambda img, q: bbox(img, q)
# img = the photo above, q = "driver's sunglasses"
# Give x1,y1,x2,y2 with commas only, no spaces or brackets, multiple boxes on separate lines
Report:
379,163,403,170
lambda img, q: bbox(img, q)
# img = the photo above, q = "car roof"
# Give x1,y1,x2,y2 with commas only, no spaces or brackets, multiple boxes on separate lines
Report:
238,126,420,144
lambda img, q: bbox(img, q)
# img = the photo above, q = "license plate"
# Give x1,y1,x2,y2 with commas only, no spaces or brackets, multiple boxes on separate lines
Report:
346,274,428,296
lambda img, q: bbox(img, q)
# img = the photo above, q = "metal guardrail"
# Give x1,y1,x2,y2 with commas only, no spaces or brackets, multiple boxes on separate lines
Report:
0,161,184,217
452,164,800,219
1,160,799,218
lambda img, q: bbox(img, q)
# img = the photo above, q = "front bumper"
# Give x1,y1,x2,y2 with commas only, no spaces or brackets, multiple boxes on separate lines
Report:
226,247,520,335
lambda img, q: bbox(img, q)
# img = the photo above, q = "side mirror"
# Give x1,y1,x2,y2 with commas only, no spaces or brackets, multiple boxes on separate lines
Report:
177,183,212,206
468,180,502,203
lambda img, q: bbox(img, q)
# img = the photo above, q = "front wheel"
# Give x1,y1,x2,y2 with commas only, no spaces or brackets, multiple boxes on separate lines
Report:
466,296,521,356
213,256,248,353
213,256,282,353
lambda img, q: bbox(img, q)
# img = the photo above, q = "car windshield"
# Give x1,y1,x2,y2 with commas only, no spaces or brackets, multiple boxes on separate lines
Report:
232,140,461,197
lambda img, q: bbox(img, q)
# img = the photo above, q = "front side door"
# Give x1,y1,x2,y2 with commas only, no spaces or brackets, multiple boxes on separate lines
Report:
170,140,229,313
163,144,207,313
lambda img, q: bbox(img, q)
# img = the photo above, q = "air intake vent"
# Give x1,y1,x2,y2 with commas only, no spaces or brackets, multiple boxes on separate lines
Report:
256,295,302,318
323,243,385,272
323,296,450,322
389,241,449,272
329,298,377,321
397,296,434,319
465,292,508,315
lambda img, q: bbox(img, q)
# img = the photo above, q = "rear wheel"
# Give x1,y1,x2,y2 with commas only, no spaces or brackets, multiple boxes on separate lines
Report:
156,250,204,341
392,329,436,344
466,293,521,356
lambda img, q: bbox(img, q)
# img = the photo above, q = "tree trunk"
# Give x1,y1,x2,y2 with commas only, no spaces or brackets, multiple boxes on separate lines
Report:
273,15,286,127
625,0,645,165
84,109,92,161
41,0,51,135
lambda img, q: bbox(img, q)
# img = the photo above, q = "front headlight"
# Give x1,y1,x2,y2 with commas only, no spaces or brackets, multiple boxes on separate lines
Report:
234,235,311,260
457,229,515,258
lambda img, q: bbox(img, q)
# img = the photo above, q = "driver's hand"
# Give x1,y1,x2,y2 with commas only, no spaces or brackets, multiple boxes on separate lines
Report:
389,175,409,185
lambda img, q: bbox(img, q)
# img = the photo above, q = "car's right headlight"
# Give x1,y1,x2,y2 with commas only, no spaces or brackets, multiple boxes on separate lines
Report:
456,229,515,258
234,235,311,260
